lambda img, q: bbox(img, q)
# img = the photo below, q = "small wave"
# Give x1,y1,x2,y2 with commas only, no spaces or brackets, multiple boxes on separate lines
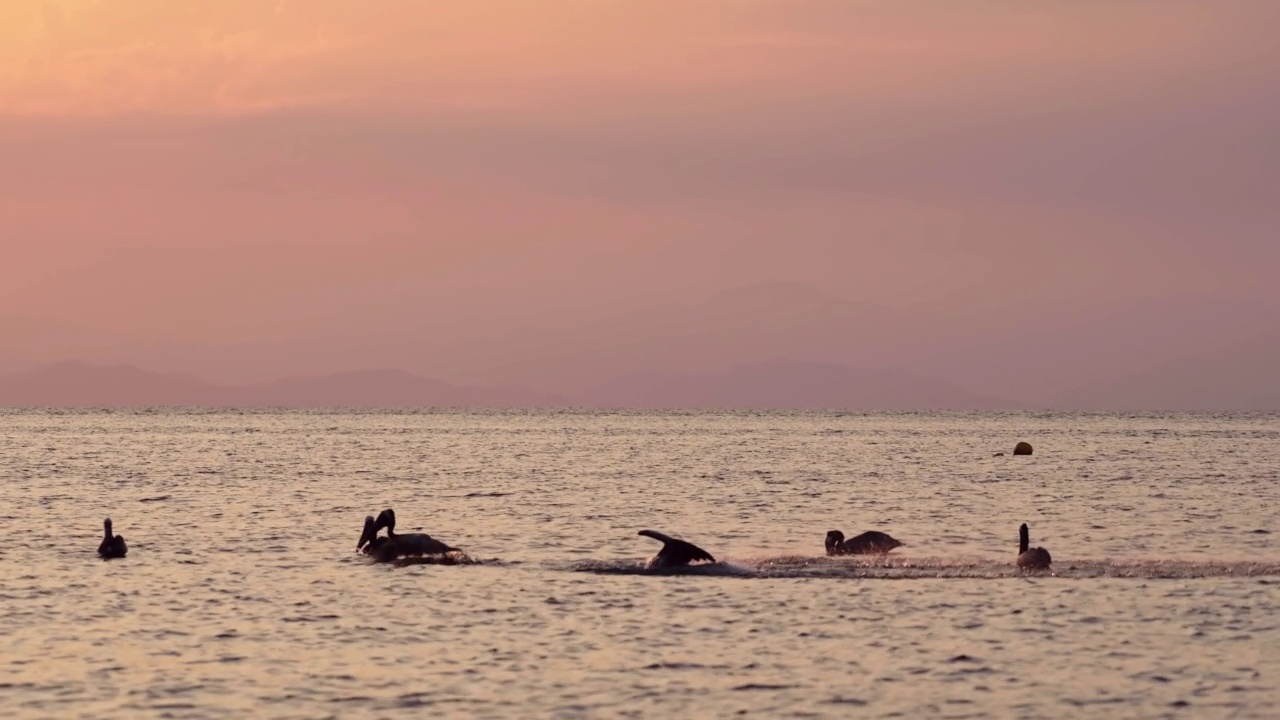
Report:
389,551,488,568
733,683,802,692
642,662,730,671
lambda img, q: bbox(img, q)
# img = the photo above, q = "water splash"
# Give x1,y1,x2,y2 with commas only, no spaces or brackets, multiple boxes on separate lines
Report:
565,555,1280,579
750,555,1280,579
564,559,756,576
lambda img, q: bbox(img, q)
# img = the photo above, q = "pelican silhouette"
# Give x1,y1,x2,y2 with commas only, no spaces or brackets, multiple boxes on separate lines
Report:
824,529,903,556
1016,523,1052,571
98,518,127,559
365,509,457,562
637,529,716,570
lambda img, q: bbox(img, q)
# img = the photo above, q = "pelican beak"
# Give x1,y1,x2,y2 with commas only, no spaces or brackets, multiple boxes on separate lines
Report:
357,516,377,552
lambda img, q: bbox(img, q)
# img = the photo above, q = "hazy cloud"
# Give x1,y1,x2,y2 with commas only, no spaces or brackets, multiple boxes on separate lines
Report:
1,1,1277,408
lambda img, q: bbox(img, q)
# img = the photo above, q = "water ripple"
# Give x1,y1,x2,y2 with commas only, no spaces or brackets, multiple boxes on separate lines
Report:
1,409,1277,719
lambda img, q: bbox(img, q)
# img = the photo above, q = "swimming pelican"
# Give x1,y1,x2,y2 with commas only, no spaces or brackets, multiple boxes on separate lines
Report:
369,509,457,562
825,529,903,555
98,518,127,559
637,529,716,570
1016,523,1052,571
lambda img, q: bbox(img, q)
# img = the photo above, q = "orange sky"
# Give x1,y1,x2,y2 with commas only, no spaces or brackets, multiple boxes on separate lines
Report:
2,0,1278,407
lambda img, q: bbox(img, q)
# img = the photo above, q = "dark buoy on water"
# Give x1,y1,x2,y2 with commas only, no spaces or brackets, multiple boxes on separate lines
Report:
1013,441,1033,456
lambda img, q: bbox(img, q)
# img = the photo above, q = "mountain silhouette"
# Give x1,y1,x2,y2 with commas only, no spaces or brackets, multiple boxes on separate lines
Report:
0,362,562,408
0,361,226,406
0,359,1014,410
579,359,1018,410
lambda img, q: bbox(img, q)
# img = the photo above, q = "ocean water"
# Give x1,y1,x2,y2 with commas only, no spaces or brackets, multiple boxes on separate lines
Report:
1,409,1278,719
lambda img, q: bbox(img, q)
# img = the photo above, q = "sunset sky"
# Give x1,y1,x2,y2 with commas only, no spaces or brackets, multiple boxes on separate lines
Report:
2,1,1277,408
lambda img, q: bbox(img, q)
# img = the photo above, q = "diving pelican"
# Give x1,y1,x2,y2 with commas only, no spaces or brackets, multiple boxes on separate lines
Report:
637,529,716,570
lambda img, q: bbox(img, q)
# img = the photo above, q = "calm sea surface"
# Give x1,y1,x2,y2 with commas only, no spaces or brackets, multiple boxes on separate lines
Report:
2,409,1278,719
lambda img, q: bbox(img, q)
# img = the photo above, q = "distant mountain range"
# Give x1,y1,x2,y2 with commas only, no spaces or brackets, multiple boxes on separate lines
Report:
584,360,1016,410
0,362,562,408
0,360,1016,410
5,282,1277,411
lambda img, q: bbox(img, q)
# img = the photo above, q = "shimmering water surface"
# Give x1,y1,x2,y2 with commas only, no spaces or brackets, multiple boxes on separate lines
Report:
2,409,1278,719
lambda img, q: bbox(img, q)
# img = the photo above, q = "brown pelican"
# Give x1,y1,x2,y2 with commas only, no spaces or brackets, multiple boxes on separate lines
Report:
637,530,716,570
367,509,457,562
1016,523,1052,571
98,518,127,559
825,529,902,555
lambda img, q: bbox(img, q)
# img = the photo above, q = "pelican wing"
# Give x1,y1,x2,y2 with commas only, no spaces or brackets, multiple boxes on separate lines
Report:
373,532,457,562
98,535,127,559
395,533,456,556
844,531,902,554
98,519,127,558
1017,547,1052,569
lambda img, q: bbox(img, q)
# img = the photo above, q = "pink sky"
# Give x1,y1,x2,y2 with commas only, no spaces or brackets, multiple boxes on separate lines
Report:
2,1,1278,408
